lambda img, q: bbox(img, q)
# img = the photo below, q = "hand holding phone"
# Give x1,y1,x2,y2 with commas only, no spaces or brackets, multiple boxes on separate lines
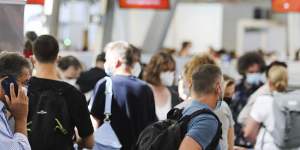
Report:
1,76,18,98
4,84,29,136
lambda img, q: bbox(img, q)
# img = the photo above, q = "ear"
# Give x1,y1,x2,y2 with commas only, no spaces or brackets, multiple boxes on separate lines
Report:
187,79,192,89
268,80,274,90
0,77,7,98
115,59,122,68
30,55,36,66
216,81,222,94
56,56,62,62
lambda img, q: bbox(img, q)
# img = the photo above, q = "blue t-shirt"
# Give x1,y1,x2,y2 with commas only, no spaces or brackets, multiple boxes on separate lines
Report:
182,100,221,150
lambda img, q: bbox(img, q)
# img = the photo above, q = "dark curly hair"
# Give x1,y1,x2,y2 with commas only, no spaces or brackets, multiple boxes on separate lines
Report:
143,52,176,86
237,52,266,76
33,35,59,63
0,52,31,78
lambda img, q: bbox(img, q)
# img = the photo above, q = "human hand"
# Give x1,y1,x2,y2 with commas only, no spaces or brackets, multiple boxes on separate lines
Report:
4,83,28,122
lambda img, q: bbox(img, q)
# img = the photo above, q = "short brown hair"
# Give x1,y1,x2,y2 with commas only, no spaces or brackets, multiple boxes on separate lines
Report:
183,53,216,82
192,64,222,96
143,52,176,86
33,35,59,63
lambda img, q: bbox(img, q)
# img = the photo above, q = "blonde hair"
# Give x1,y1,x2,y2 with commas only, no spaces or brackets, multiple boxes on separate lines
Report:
268,66,288,92
183,53,216,82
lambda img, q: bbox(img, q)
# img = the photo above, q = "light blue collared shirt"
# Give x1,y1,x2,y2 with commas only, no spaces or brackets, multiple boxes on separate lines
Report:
0,101,31,150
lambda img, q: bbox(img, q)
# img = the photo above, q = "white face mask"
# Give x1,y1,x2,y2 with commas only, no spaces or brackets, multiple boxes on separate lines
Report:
104,62,115,76
178,79,190,100
64,79,77,86
160,71,175,87
132,63,142,77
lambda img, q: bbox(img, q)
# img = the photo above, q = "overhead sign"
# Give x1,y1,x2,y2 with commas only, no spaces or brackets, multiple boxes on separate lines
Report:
119,0,170,9
27,0,44,5
272,0,300,13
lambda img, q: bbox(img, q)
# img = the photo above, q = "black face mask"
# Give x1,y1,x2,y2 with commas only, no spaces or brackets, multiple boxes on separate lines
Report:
223,97,232,106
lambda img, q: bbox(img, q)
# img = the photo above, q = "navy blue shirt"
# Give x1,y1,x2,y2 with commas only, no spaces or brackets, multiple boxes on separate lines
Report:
91,75,157,150
182,100,220,150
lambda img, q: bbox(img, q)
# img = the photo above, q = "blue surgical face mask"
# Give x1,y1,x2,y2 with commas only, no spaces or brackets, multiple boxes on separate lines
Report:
246,73,262,85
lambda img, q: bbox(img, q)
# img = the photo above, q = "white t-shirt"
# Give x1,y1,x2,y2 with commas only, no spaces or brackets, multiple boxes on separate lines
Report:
155,97,172,121
250,95,278,150
238,84,270,124
214,101,235,150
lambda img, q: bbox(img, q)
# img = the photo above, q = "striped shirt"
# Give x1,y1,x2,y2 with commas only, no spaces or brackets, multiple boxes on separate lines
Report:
0,101,31,150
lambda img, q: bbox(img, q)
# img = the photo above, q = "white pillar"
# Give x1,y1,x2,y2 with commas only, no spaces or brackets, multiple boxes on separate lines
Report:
287,13,300,60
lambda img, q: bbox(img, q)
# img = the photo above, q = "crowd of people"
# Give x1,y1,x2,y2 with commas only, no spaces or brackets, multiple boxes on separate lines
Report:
0,32,298,150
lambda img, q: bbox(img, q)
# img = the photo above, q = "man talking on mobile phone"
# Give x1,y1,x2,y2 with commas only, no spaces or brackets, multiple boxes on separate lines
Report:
0,52,32,150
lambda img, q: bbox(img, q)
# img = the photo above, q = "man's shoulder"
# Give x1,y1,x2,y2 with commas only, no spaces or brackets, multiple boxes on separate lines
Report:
29,77,83,97
29,77,68,89
188,111,219,126
184,107,220,150
183,107,217,124
183,104,219,128
80,68,106,79
112,76,150,89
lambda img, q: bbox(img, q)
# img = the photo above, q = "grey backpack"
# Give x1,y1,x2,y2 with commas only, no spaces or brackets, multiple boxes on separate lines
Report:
268,90,300,149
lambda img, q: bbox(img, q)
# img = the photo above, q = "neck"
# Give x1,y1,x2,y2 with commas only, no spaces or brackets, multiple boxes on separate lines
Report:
114,65,132,76
153,84,166,89
34,63,60,80
192,93,217,109
95,62,104,69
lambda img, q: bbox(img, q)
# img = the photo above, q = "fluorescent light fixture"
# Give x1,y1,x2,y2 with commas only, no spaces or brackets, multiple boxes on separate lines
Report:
44,0,53,15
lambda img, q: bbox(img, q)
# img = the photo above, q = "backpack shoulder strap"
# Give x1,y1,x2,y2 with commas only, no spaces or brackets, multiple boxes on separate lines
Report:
183,109,222,150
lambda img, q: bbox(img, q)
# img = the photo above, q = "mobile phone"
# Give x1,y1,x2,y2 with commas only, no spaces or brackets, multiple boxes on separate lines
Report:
1,76,18,98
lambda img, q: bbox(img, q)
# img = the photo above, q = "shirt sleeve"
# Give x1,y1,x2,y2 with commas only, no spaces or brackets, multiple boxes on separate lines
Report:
69,89,94,138
0,131,31,150
12,133,31,150
223,102,235,128
250,96,272,123
186,115,219,149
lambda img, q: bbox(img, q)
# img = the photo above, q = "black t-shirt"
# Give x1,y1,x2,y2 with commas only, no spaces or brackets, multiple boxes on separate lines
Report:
76,67,106,93
91,75,157,150
28,77,94,148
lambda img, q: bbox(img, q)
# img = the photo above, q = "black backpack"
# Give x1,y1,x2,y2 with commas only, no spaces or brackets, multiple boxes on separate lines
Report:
135,108,222,150
27,86,73,150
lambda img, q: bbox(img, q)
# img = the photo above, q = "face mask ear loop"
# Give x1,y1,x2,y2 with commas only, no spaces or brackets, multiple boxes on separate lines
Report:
220,72,225,102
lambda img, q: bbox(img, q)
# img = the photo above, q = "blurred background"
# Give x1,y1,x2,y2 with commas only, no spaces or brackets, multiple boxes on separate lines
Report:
1,0,300,86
